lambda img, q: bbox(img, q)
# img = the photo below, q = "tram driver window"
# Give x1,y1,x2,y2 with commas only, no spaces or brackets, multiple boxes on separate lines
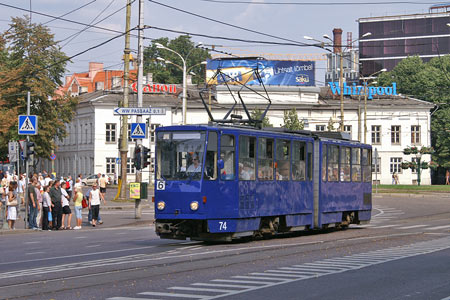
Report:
340,147,351,182
276,139,290,181
220,134,235,180
205,132,218,180
258,138,274,180
327,145,339,182
292,141,306,181
239,136,256,180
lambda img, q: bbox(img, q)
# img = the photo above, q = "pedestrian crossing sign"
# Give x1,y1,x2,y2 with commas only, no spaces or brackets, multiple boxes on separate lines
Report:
130,123,147,139
18,115,38,135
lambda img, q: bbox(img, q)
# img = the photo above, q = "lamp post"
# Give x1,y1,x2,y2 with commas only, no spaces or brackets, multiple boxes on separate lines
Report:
363,68,387,143
155,42,203,125
305,32,371,132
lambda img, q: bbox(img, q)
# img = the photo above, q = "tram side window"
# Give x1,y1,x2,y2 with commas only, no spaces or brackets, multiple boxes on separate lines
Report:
340,147,351,182
292,141,306,181
276,139,290,180
205,132,218,180
322,144,327,181
362,148,372,182
352,148,361,182
328,145,339,182
239,136,256,180
258,138,274,180
307,142,313,181
220,134,235,180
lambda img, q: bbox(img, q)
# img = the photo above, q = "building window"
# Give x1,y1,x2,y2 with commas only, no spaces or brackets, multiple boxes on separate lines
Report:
372,157,381,173
316,125,325,131
126,158,135,174
106,123,116,143
411,125,420,145
391,125,400,144
112,76,122,88
106,158,116,174
150,124,160,143
371,125,381,144
390,157,402,174
344,125,352,136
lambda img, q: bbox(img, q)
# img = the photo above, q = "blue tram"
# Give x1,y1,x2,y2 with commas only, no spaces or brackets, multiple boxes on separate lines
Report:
154,125,372,242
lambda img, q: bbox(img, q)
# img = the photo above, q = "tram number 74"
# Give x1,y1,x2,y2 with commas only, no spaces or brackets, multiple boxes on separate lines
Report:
219,221,227,231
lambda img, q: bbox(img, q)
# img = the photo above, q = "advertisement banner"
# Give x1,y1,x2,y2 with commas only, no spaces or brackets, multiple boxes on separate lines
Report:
206,59,315,86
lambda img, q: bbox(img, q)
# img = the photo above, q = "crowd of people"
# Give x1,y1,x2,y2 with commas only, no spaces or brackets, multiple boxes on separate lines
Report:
0,171,107,231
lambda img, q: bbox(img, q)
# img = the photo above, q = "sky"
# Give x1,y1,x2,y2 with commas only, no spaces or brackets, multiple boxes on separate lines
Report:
0,0,443,86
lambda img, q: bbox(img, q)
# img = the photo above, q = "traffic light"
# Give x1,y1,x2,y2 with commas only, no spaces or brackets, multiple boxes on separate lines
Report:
25,141,35,161
142,146,151,169
133,146,141,170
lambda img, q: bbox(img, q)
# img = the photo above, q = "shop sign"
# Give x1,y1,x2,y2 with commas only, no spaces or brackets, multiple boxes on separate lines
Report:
328,82,398,99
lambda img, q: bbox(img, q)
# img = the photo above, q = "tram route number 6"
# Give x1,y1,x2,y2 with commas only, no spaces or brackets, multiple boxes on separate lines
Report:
156,180,165,190
219,221,227,231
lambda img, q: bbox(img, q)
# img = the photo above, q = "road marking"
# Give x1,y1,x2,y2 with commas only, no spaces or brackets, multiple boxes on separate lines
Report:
397,225,429,229
108,236,450,300
86,244,101,248
425,225,450,230
191,283,255,289
212,279,273,285
140,291,204,298
108,298,159,300
170,286,239,293
25,252,44,255
24,241,40,244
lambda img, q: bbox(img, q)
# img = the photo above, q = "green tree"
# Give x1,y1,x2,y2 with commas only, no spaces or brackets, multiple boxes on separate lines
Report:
377,55,450,168
282,108,304,130
251,108,272,128
327,117,338,132
143,35,210,84
0,17,78,159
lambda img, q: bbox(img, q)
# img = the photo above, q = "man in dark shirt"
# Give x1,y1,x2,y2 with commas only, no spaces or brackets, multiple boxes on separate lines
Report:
49,180,63,230
28,177,38,229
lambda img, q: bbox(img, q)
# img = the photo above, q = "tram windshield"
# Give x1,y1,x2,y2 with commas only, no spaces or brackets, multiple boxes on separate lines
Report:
156,131,206,181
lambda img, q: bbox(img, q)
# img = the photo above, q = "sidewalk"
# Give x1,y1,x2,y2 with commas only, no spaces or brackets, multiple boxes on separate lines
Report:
0,198,155,235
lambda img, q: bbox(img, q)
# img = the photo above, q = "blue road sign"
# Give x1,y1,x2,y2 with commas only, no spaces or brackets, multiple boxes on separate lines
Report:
115,157,121,164
114,107,166,115
18,115,38,135
130,123,147,139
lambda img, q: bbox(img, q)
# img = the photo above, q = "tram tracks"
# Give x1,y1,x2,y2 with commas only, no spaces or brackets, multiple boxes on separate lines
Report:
0,228,432,299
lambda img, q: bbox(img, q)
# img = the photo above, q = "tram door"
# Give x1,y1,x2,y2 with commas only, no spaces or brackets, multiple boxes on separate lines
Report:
237,135,257,218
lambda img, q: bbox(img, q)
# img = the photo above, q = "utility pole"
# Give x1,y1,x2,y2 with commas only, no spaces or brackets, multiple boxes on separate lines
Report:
119,0,132,199
135,0,144,218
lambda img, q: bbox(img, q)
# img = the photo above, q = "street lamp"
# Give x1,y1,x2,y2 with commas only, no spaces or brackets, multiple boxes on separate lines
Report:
363,68,387,143
305,32,371,132
155,42,204,125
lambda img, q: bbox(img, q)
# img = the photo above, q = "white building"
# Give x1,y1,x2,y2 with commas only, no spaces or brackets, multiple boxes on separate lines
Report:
48,85,434,185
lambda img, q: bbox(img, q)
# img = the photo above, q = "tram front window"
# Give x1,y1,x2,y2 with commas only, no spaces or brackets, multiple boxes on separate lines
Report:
156,131,206,181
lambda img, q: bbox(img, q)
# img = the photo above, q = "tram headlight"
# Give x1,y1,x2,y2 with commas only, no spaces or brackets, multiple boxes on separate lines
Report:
190,201,199,211
157,201,165,210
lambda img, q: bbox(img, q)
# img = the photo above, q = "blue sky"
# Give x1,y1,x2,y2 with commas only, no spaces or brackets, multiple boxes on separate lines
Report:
0,0,441,86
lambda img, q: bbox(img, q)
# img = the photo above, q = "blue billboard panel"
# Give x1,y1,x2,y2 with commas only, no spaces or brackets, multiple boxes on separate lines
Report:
206,59,315,86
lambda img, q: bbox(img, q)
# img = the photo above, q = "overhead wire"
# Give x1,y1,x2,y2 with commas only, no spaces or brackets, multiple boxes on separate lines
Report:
60,0,122,48
197,0,444,5
147,0,309,46
42,0,97,25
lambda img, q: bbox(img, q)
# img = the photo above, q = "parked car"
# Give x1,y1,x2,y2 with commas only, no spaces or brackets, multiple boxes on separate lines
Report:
81,174,112,186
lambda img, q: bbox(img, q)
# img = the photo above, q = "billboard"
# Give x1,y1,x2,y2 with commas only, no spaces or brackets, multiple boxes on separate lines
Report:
206,59,315,86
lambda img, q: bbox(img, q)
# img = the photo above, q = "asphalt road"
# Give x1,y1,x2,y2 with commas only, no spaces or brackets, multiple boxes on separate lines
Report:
0,192,449,300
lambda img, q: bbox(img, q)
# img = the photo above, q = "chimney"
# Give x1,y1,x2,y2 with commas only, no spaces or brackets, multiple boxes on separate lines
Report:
88,62,104,79
333,28,343,53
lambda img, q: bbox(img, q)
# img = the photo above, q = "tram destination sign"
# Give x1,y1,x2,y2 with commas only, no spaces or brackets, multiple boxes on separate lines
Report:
113,107,166,115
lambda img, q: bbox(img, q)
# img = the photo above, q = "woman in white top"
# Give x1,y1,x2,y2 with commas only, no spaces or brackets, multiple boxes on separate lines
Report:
6,181,18,229
42,185,52,231
89,183,105,227
61,187,72,229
